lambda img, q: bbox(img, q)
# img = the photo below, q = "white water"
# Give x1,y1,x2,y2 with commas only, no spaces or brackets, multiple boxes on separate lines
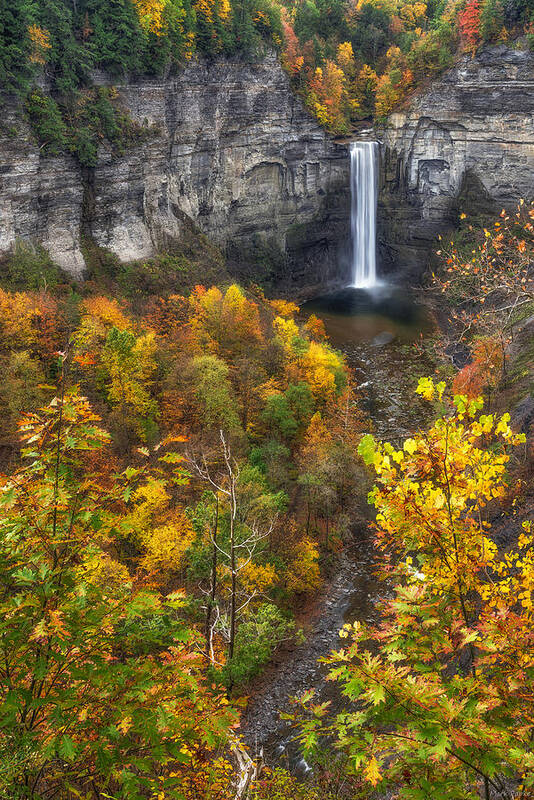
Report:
350,141,379,288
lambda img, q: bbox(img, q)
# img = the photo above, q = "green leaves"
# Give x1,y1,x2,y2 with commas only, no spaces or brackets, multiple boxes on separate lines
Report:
358,433,376,465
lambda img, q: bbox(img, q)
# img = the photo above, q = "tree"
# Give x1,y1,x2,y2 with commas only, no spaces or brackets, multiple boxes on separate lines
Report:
459,0,482,53
281,9,304,75
189,284,263,362
187,434,283,689
294,378,532,800
79,0,145,75
433,203,534,378
0,385,236,798
189,354,244,436
308,60,348,133
480,0,504,41
0,0,35,93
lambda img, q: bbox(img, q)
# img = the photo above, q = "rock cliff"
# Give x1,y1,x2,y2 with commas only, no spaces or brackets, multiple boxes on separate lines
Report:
0,52,350,285
378,45,534,279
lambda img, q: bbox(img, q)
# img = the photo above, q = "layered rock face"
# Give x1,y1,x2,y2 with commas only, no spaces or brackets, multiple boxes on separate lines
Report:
379,45,534,279
0,52,350,284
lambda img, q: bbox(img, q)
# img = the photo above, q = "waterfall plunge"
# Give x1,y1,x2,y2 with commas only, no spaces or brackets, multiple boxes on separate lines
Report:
350,141,379,288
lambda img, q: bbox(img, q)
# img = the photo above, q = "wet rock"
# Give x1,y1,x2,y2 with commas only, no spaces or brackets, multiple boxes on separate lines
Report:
372,331,395,346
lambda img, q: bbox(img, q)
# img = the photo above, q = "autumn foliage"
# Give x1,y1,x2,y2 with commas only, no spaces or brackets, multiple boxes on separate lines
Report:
294,379,533,799
0,278,366,798
277,0,523,132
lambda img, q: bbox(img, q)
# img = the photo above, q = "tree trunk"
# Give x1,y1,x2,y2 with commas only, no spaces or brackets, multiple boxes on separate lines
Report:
205,493,219,659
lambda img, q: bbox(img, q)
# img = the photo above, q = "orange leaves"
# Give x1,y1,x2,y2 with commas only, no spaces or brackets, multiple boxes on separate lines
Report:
281,10,304,75
452,336,503,400
82,295,132,332
434,204,534,376
28,25,51,64
303,313,326,341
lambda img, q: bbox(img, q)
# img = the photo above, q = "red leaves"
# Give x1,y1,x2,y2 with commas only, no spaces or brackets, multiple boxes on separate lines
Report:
459,0,482,53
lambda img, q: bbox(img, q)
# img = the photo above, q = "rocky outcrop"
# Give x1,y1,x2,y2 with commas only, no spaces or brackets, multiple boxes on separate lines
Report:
378,45,534,280
0,52,350,285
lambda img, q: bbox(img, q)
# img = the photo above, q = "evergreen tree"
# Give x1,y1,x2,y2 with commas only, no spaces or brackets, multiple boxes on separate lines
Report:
38,0,89,94
80,0,145,76
0,0,35,94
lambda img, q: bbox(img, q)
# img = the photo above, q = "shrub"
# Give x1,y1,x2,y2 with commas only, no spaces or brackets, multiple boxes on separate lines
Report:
24,90,67,156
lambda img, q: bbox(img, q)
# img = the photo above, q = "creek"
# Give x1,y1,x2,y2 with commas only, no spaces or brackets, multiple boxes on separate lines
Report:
242,284,434,771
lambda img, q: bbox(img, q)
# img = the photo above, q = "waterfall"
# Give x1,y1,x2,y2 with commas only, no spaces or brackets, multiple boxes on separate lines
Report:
350,141,378,288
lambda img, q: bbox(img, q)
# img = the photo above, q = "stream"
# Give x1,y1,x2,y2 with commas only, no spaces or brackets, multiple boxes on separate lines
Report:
242,284,434,770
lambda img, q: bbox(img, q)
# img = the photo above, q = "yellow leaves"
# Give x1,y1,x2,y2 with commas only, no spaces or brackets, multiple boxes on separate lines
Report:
118,716,133,734
404,438,417,455
218,0,231,21
368,380,527,603
309,60,347,132
140,515,195,575
82,296,132,333
189,284,262,357
237,559,276,595
28,25,51,64
273,315,299,351
364,756,382,786
133,0,169,33
193,0,215,23
270,299,299,318
78,552,131,594
300,341,344,404
0,288,39,349
122,478,170,541
416,377,446,402
336,41,355,73
300,412,332,464
286,538,321,595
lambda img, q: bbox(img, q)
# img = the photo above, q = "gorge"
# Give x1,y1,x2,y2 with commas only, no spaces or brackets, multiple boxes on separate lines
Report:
2,10,534,795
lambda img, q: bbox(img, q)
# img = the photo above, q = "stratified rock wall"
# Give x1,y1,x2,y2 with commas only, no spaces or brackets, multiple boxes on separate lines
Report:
0,52,350,285
379,45,534,279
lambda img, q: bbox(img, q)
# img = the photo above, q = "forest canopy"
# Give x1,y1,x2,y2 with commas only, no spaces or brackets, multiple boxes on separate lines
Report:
2,0,534,152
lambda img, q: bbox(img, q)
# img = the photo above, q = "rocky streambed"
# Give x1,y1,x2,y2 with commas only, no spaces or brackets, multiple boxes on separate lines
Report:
242,285,434,767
